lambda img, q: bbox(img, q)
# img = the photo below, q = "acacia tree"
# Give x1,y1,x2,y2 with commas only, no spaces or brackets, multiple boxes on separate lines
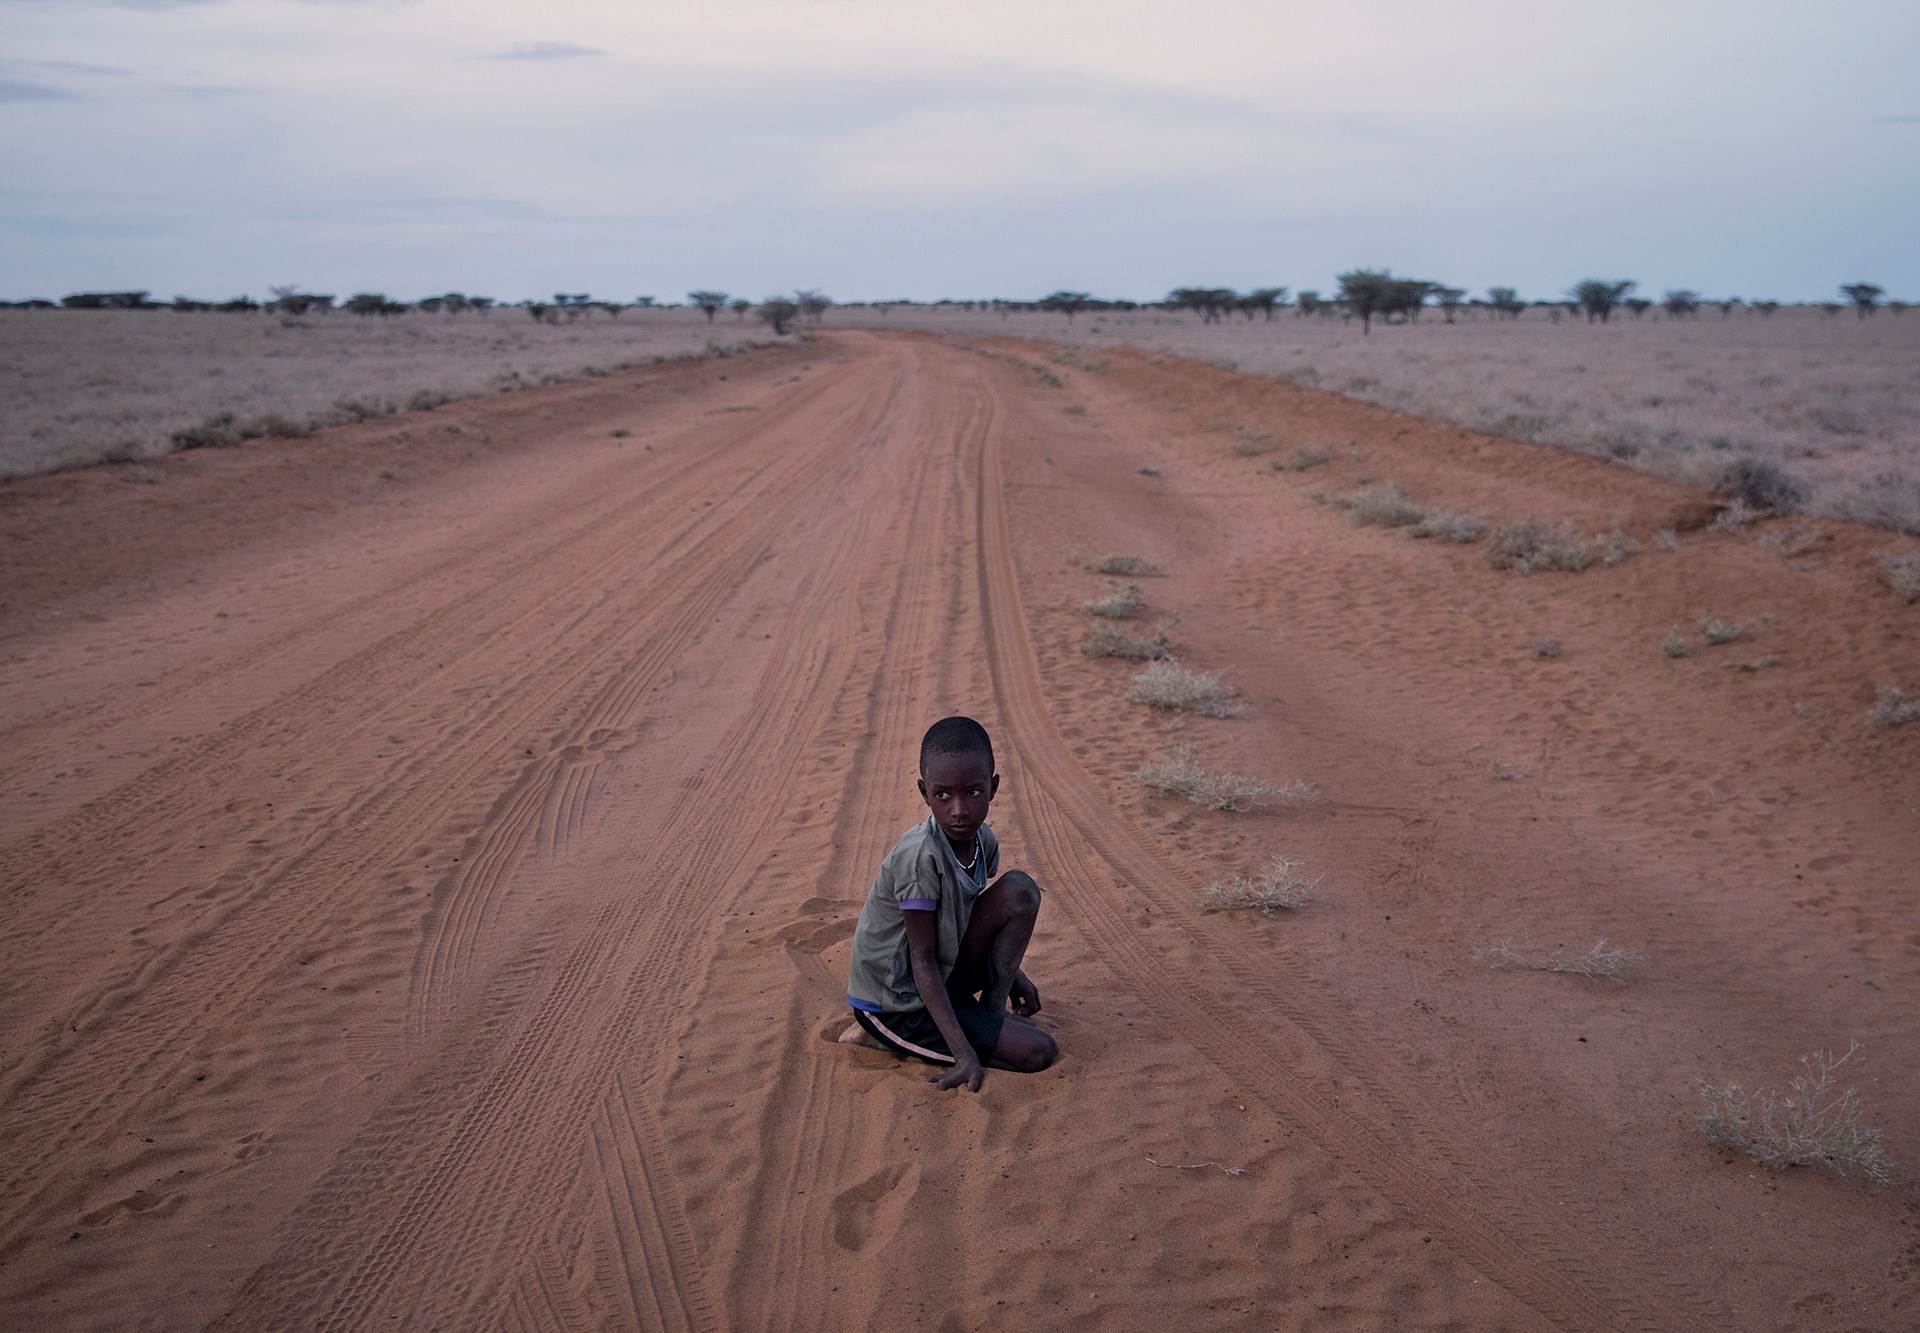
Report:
1569,278,1635,323
1039,290,1092,321
1336,269,1400,334
1841,283,1884,318
757,296,800,335
1167,287,1236,323
1431,285,1467,324
1243,286,1288,320
796,289,832,324
730,297,751,321
688,290,729,322
1662,289,1700,320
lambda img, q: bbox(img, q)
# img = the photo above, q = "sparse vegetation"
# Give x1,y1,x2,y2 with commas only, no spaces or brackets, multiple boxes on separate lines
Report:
1071,552,1163,577
1654,528,1680,552
1593,527,1640,566
1662,628,1689,659
1529,639,1562,659
1717,457,1808,513
1867,687,1919,729
1132,746,1315,812
1081,582,1144,618
1758,526,1822,557
1201,856,1318,915
1484,518,1593,574
1275,446,1333,472
1697,616,1749,645
1696,1046,1891,1186
1080,621,1171,660
1126,659,1244,717
1408,509,1487,542
1232,426,1278,456
1137,465,1161,477
1473,938,1640,981
1319,481,1427,528
1882,551,1920,602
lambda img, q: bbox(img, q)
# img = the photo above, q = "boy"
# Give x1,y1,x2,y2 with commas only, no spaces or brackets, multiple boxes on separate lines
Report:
847,716,1058,1092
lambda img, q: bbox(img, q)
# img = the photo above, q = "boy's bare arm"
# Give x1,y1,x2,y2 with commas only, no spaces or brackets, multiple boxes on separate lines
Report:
902,911,983,1092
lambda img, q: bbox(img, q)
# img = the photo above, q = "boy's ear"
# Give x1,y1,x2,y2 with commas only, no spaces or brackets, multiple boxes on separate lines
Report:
916,774,928,801
990,773,1000,796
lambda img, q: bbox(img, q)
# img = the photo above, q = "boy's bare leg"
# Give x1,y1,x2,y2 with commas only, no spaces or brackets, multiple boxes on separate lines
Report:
959,871,1041,1014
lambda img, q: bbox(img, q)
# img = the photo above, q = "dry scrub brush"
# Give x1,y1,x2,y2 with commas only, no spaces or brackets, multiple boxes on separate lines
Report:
1408,509,1487,543
1884,551,1920,603
1232,425,1279,456
1080,621,1171,661
1071,551,1163,577
1132,746,1316,813
1473,938,1640,981
1081,581,1143,618
1695,1045,1892,1186
1316,481,1428,528
1126,659,1245,717
1867,687,1919,728
1202,856,1318,915
1484,517,1594,574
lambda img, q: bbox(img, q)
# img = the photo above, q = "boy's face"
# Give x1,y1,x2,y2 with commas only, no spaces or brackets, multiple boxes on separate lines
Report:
917,749,998,852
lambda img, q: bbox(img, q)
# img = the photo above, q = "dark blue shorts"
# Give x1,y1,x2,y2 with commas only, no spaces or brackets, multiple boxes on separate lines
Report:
853,978,1006,1065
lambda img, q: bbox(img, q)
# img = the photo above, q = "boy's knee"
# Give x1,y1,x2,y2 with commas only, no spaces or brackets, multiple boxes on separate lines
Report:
1024,1029,1058,1072
1000,870,1042,915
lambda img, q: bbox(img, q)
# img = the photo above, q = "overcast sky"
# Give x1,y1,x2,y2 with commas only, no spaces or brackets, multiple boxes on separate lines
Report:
3,0,1915,303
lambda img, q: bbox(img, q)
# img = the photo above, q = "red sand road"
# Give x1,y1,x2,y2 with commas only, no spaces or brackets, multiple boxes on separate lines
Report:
2,332,1917,1330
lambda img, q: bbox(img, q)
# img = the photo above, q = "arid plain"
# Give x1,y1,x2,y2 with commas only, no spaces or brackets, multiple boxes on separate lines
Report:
2,329,1917,1330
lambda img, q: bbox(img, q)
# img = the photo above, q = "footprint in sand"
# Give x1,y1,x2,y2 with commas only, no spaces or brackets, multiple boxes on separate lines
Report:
831,1162,920,1252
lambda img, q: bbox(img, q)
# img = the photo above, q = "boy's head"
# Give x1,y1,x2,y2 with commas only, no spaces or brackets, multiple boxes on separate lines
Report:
917,716,998,847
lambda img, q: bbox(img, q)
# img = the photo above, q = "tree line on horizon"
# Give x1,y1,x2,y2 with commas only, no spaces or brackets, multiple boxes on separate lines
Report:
4,280,1900,332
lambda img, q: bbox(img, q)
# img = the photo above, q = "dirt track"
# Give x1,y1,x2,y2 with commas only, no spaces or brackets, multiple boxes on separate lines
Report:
2,332,1916,1330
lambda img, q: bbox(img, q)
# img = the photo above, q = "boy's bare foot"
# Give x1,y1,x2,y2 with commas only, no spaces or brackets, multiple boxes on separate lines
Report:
837,1022,888,1050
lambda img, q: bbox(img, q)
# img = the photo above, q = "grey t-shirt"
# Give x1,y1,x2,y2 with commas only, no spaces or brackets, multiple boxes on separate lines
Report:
847,817,1000,1014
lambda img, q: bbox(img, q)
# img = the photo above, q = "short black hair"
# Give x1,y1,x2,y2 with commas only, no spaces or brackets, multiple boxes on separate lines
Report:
920,715,994,774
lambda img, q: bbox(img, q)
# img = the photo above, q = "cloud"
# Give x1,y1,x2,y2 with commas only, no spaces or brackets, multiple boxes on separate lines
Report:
1872,114,1920,124
0,59,133,77
489,41,605,61
0,77,81,103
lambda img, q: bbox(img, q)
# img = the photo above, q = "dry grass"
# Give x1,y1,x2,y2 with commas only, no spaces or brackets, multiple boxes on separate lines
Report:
1473,938,1640,981
1317,481,1428,528
1080,621,1171,660
1132,746,1315,812
1232,425,1279,456
1696,1046,1892,1186
1697,616,1750,645
1883,551,1920,602
841,305,1920,532
1483,517,1594,573
1662,628,1689,659
1758,526,1823,557
0,308,775,480
1072,552,1163,577
1080,581,1144,618
1126,659,1244,717
1201,856,1318,915
1593,526,1641,566
1408,509,1487,542
1529,638,1562,658
1866,687,1919,728
1273,445,1333,472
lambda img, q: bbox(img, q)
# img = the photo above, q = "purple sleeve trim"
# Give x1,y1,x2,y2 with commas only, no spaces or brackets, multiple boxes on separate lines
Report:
899,898,938,911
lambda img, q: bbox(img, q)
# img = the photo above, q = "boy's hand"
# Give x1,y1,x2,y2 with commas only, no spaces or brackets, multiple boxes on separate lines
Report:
932,1054,984,1092
1010,972,1042,1017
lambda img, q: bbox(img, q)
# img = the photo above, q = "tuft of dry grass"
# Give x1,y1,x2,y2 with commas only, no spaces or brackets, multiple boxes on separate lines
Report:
1318,481,1428,528
1408,508,1487,542
1529,638,1562,659
1712,499,1767,532
1081,581,1143,618
1080,621,1171,660
1593,526,1641,566
1882,551,1920,602
1866,687,1919,728
1132,746,1315,812
1232,425,1278,456
1696,1045,1892,1186
1758,526,1823,557
1484,518,1593,574
1697,615,1750,645
1126,659,1244,717
1473,938,1640,981
1071,552,1163,577
1202,856,1318,915
1654,528,1680,551
1662,627,1689,658
1274,445,1333,472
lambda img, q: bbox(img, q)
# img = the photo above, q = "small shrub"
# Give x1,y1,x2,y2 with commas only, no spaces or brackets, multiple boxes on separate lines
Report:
610,427,632,438
1867,687,1919,728
237,412,307,439
1275,446,1332,472
1882,551,1920,602
1473,938,1639,981
1729,655,1779,672
1324,482,1427,528
1232,426,1278,456
1529,639,1562,659
1202,856,1318,915
1408,509,1486,542
1696,1046,1891,1186
1137,465,1161,477
1697,616,1748,645
1080,621,1170,660
1662,628,1688,659
1654,528,1680,552
1484,518,1592,574
1717,457,1809,513
1758,527,1822,558
1593,527,1640,566
1073,553,1163,577
1712,499,1766,532
1127,659,1244,717
170,412,241,450
1133,746,1313,812
1081,582,1143,618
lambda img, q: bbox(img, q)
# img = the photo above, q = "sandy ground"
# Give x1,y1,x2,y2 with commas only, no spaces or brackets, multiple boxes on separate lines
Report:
2,332,1916,1331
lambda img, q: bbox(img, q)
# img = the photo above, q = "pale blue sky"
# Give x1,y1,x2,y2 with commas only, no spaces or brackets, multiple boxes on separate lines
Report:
2,0,1914,303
